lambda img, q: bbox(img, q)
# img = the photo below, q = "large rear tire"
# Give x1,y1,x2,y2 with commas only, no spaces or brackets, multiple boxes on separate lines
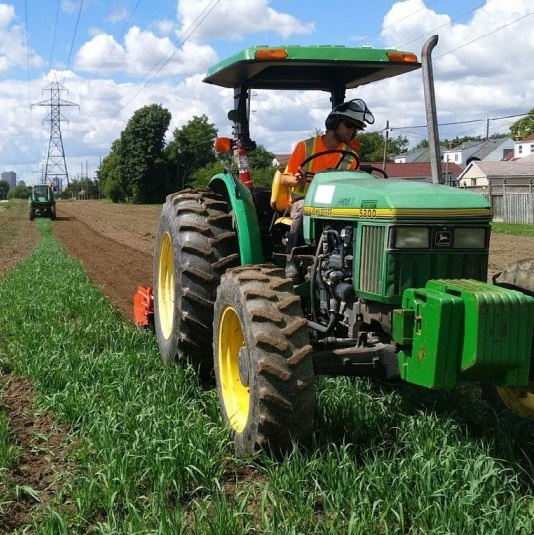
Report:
484,259,534,418
153,189,239,377
213,265,315,456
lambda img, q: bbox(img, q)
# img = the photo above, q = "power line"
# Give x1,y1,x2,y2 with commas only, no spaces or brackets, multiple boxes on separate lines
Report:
49,0,61,72
93,0,143,79
354,0,441,46
65,0,84,72
398,0,491,49
436,10,534,58
388,112,528,132
116,0,222,114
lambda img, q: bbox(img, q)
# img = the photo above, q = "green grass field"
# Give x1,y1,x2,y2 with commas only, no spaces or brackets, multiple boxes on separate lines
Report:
1,219,534,533
492,222,534,237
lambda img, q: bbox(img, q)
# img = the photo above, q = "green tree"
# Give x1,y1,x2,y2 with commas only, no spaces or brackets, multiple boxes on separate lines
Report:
118,104,171,203
0,180,10,200
357,132,409,162
509,108,534,139
414,139,429,149
248,145,276,169
189,160,227,189
165,115,217,190
7,184,31,199
97,141,124,202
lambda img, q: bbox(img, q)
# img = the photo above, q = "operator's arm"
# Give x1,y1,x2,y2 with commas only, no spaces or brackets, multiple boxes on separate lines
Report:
281,141,307,187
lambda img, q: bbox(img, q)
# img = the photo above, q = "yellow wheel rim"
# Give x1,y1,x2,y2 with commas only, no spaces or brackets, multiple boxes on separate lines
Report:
157,231,174,340
496,383,534,419
218,305,249,432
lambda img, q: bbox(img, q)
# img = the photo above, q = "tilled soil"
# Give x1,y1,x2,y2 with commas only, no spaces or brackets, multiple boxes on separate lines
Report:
51,200,534,322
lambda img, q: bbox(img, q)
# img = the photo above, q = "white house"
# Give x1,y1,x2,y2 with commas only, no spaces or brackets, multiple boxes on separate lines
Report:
514,133,534,159
458,154,534,187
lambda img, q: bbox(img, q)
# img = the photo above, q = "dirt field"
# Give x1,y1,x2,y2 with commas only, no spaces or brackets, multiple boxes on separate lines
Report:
51,200,162,324
52,200,534,322
2,198,534,324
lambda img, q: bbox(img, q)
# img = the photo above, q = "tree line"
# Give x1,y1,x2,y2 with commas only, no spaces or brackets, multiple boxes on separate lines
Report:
95,103,415,204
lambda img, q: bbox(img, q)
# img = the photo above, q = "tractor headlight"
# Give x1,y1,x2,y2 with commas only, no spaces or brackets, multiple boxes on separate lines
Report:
454,228,486,249
390,227,429,249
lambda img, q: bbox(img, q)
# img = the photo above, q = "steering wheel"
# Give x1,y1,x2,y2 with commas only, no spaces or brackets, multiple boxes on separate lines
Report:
299,149,360,179
359,164,388,179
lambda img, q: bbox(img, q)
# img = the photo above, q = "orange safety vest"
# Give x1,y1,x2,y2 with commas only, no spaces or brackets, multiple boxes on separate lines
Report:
290,136,358,199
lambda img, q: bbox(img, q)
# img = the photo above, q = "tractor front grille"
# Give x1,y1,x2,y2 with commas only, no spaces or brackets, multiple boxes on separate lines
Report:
359,225,385,295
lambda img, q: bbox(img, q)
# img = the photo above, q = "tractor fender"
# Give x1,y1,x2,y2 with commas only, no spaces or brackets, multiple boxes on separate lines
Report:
208,171,263,265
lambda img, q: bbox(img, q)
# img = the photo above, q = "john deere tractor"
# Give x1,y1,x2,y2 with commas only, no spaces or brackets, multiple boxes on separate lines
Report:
29,184,56,221
150,37,534,455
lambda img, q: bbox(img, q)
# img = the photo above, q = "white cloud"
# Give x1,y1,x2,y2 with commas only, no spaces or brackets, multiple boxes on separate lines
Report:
107,5,129,24
379,0,534,140
0,4,43,73
176,0,314,42
75,27,217,78
153,19,175,36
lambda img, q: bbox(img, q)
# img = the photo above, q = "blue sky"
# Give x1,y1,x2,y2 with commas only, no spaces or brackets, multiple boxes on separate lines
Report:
3,0,534,184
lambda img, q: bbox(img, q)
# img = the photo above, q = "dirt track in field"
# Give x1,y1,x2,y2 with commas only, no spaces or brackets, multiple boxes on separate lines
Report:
51,200,161,324
52,200,534,322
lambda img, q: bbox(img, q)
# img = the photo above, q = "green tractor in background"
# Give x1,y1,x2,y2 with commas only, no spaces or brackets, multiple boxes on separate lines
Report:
150,37,534,455
29,184,56,221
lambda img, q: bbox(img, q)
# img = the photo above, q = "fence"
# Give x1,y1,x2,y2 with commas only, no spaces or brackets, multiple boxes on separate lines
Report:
461,180,534,224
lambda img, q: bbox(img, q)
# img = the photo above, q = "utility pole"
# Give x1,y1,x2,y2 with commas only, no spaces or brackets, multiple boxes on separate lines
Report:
382,120,390,172
32,79,79,192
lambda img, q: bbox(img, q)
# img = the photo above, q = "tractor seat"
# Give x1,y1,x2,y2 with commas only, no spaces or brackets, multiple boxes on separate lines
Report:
270,169,293,227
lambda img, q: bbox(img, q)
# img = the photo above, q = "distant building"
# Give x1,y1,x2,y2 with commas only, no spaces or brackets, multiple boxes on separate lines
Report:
458,154,534,187
443,138,514,166
363,161,463,185
395,138,514,168
1,171,16,188
514,133,534,159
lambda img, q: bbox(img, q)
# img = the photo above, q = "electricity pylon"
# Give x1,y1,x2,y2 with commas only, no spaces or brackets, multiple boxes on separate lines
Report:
33,79,79,191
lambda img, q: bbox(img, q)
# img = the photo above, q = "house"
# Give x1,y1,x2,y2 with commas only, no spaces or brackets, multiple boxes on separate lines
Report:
395,138,514,167
442,138,513,166
363,161,463,184
457,154,534,187
394,146,447,163
514,133,534,159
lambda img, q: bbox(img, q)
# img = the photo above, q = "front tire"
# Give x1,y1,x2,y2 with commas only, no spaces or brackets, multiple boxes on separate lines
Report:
485,259,534,417
213,265,315,456
153,189,239,376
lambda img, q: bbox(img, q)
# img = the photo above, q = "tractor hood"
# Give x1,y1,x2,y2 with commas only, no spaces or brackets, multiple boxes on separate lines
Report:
303,170,492,221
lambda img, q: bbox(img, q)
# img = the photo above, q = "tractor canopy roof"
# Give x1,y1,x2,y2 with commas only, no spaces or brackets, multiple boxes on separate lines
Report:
203,45,421,91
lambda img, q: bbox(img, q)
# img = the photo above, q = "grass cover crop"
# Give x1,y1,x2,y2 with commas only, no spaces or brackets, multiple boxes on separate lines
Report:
0,219,534,533
492,222,534,237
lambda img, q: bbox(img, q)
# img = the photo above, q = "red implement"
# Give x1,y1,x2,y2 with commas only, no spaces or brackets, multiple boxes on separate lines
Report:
133,286,154,328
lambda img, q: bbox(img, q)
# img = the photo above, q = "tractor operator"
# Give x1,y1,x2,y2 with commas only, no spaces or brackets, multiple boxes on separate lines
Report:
281,98,375,281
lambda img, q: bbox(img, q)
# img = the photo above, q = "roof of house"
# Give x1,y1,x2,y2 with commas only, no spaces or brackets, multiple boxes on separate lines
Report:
443,138,512,162
364,161,463,179
515,133,534,143
394,146,447,163
458,154,534,179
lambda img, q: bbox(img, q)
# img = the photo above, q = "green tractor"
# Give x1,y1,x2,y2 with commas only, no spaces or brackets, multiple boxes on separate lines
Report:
150,37,534,455
29,184,56,221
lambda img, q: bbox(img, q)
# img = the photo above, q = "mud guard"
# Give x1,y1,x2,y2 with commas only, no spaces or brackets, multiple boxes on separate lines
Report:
393,279,534,389
208,171,264,265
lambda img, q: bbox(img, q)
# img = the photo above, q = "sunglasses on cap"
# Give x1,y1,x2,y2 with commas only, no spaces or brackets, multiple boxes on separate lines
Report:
341,119,362,130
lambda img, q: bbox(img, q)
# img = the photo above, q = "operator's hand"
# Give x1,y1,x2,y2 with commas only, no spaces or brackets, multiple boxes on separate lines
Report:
282,168,314,187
